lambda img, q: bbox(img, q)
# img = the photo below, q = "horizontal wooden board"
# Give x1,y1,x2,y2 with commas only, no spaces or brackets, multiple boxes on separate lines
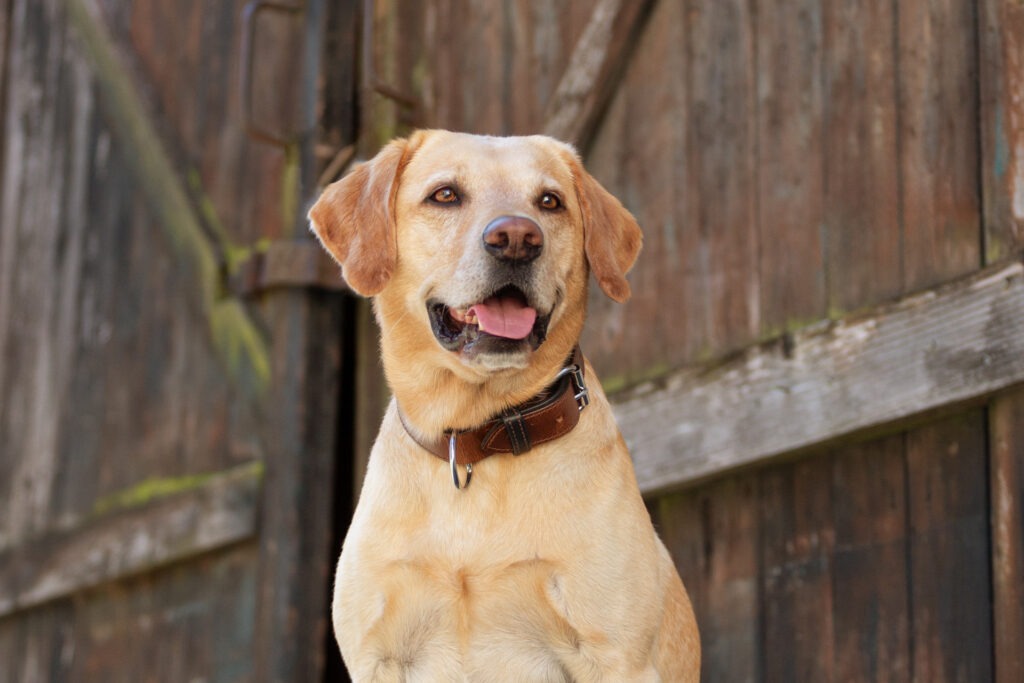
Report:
0,462,261,618
612,259,1024,494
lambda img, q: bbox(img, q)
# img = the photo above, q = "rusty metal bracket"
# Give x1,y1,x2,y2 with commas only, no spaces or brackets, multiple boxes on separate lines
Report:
240,0,306,147
229,240,348,296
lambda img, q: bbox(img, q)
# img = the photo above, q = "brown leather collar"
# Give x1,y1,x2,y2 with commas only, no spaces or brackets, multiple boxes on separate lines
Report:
398,346,589,488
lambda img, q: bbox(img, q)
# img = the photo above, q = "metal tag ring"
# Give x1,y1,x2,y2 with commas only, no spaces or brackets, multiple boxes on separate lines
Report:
448,433,473,490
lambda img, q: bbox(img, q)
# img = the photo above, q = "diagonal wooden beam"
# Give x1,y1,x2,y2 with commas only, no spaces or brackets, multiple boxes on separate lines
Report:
542,0,655,151
64,0,271,390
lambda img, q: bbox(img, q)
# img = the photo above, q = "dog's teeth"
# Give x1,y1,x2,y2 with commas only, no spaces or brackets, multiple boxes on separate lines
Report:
465,310,478,325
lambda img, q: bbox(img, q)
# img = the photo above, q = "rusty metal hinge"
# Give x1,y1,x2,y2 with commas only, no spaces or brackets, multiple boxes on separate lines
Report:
229,240,348,296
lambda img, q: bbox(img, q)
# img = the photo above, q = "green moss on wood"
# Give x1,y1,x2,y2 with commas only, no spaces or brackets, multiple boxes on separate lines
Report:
280,144,301,226
67,0,271,393
600,361,673,396
92,462,264,516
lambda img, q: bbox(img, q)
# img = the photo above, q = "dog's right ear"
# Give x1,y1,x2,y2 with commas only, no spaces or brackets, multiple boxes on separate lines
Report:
308,138,410,296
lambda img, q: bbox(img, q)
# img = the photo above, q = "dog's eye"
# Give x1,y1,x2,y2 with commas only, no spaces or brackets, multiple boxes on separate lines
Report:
429,187,460,204
539,193,562,211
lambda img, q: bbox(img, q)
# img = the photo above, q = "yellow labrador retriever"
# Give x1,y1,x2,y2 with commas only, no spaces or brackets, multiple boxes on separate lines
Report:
310,130,700,681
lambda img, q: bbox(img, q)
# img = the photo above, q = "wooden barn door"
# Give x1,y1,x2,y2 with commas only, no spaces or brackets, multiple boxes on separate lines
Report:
0,0,357,680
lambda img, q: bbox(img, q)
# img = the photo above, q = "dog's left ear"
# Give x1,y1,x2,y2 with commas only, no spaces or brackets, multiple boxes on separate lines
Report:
308,137,412,296
567,154,643,303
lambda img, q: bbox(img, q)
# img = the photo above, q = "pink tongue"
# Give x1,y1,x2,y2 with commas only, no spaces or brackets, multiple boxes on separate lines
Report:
469,296,537,339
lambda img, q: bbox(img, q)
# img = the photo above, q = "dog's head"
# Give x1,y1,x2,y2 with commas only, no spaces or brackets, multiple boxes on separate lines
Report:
309,130,641,374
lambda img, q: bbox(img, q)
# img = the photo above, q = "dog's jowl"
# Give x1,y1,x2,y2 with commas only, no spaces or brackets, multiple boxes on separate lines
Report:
310,130,700,682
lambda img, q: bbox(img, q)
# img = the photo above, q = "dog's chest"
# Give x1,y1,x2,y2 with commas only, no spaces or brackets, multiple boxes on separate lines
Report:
348,555,586,680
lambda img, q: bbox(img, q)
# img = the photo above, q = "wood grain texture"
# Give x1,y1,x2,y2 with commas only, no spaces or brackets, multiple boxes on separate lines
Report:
906,411,992,682
685,0,759,356
541,0,654,150
382,0,591,137
980,0,1024,263
1,2,342,681
693,478,761,683
0,600,74,682
756,0,827,333
584,0,759,385
69,546,259,681
823,0,902,312
253,291,343,683
0,0,88,547
990,386,1024,683
615,261,1024,495
0,462,261,619
100,0,298,244
0,5,255,539
0,0,10,214
898,0,981,292
66,0,271,388
761,456,835,682
831,437,911,682
584,0,692,375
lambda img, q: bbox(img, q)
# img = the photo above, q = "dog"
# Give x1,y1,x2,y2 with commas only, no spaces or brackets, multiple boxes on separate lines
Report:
309,130,700,681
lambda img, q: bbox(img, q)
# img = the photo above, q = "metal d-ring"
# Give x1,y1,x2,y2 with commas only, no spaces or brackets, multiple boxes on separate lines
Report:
449,433,473,490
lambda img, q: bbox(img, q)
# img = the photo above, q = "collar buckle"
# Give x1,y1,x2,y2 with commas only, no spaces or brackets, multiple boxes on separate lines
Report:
556,362,589,411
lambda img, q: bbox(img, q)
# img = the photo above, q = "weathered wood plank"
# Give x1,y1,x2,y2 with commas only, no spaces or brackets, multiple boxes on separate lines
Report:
70,545,259,681
0,0,11,194
906,411,992,682
756,0,826,334
615,260,1024,494
660,477,761,683
0,462,262,618
0,0,87,547
252,292,344,683
654,490,706,641
824,0,901,312
588,0,759,384
541,0,654,150
980,0,1024,262
65,0,270,388
583,0,692,380
898,0,981,292
0,600,74,682
990,386,1024,683
700,478,760,682
830,437,910,681
760,456,834,682
686,0,759,355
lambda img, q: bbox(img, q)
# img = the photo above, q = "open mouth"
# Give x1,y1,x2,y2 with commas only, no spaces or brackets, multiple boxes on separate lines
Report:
427,285,551,355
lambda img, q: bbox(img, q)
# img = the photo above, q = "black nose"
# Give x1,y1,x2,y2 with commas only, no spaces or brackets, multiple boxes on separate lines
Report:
482,216,544,263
